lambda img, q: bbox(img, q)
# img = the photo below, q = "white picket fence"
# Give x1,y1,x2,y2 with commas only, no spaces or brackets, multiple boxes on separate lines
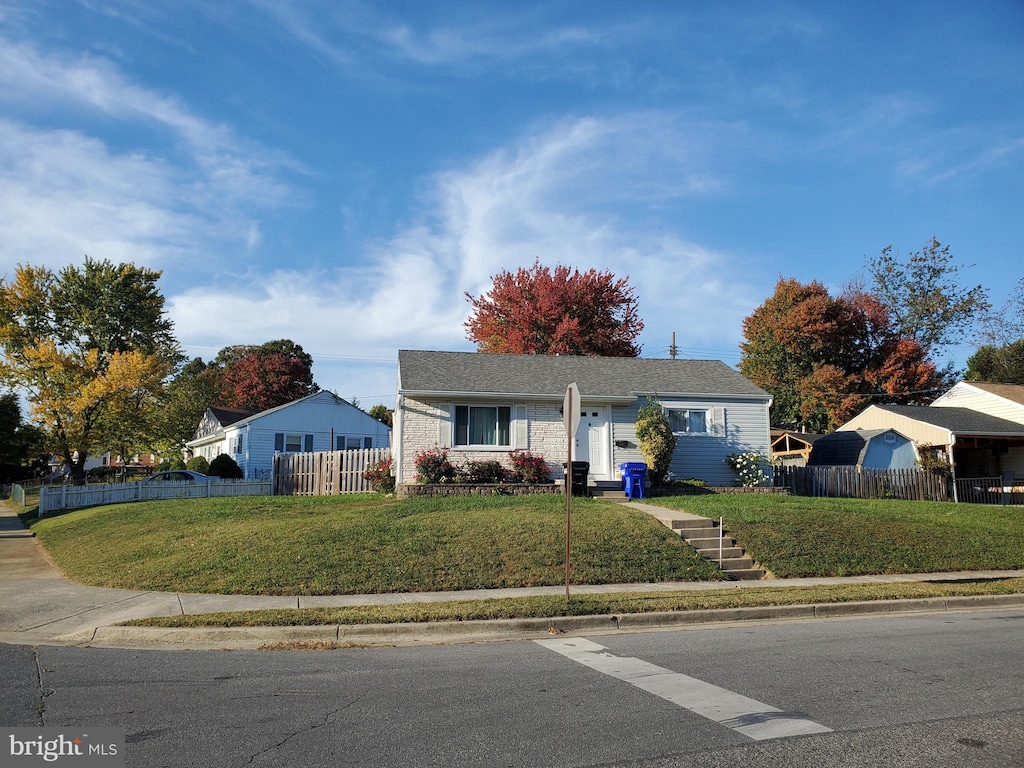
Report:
38,478,272,517
274,448,390,495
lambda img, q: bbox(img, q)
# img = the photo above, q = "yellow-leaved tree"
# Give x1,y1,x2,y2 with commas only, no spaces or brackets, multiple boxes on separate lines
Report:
0,258,179,481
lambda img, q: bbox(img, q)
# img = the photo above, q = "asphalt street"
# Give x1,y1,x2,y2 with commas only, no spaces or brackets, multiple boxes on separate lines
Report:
3,609,1023,767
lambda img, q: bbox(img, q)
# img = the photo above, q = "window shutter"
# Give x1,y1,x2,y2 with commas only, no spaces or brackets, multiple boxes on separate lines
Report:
336,436,344,451
514,404,528,449
304,434,314,452
274,433,284,452
437,404,452,448
363,437,373,449
713,407,726,437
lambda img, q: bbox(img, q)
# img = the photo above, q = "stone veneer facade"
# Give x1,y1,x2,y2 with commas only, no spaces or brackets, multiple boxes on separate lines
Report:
398,397,570,484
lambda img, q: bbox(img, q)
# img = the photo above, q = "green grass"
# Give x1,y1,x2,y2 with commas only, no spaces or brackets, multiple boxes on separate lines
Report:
27,494,723,595
126,576,1024,627
646,494,1024,577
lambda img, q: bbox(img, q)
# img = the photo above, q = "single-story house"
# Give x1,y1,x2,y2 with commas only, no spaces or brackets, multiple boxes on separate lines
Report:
770,430,824,466
392,350,772,487
806,428,918,470
186,391,391,479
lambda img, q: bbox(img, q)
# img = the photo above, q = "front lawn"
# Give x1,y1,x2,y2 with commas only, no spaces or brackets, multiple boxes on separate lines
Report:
647,493,1024,577
28,494,722,595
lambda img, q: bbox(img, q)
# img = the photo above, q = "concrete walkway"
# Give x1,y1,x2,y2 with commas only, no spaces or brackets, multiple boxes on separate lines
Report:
2,503,1023,650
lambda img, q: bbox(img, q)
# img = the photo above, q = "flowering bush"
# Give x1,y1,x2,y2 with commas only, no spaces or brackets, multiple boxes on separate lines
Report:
508,451,551,483
414,447,456,484
725,452,771,487
363,457,395,493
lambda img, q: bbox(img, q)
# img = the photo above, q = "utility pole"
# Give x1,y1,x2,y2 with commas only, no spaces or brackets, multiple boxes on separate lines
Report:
670,331,678,360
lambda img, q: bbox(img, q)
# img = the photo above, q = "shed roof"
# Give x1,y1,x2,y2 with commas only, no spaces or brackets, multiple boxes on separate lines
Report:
807,429,896,466
397,350,769,400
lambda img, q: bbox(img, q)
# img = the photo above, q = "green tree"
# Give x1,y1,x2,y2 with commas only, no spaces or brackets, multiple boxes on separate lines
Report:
867,237,989,351
153,358,219,452
968,278,1024,383
0,258,179,481
0,392,49,480
635,397,676,486
368,404,393,427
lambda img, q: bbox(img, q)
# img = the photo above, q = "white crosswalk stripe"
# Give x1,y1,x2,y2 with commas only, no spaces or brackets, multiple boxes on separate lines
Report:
536,636,833,741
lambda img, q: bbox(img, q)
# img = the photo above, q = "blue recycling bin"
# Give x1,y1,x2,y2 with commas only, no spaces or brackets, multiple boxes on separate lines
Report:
619,462,648,500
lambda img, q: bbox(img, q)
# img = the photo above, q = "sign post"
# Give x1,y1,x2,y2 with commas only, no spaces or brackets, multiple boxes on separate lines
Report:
563,383,581,600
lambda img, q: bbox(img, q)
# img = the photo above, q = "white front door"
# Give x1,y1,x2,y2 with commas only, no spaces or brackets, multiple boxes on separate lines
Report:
574,407,610,480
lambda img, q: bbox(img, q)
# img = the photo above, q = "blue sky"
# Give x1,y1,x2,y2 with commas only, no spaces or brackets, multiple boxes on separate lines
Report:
2,1,1022,410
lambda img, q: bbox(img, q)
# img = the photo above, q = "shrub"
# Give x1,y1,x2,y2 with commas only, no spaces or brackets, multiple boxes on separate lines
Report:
464,459,507,484
414,447,456,484
508,451,551,483
636,397,677,486
87,466,118,482
209,453,243,479
167,456,187,471
725,452,770,487
186,456,210,475
363,457,396,493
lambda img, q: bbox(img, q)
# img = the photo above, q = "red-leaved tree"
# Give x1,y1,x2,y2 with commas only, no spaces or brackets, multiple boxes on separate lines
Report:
465,260,643,356
218,350,318,412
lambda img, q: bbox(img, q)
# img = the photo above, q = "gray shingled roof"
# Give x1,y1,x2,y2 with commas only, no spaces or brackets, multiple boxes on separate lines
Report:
397,350,769,399
209,406,256,427
874,405,1024,436
807,429,892,466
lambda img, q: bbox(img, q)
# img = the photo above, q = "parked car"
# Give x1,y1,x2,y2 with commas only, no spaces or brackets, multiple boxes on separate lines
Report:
142,470,208,484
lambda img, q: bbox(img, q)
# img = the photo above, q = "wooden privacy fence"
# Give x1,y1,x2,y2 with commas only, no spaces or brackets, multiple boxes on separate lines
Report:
38,478,273,516
775,466,953,502
274,448,390,496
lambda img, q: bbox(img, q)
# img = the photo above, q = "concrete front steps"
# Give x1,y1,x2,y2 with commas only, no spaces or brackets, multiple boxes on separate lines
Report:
670,517,766,580
619,501,767,581
587,488,766,581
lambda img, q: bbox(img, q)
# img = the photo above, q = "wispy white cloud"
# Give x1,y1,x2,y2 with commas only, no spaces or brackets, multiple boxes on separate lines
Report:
0,36,297,278
169,112,758,390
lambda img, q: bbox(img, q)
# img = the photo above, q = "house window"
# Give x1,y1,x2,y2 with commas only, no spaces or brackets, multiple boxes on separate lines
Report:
668,409,708,435
336,435,365,451
232,435,245,455
455,405,511,447
275,433,311,453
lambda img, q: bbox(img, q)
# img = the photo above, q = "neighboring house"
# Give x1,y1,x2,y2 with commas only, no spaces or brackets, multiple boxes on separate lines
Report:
770,430,823,466
393,350,772,487
931,381,1024,425
806,428,918,470
186,392,391,479
838,403,1024,480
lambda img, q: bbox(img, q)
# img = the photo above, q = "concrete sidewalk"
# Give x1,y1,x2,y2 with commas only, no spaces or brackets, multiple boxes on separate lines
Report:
3,503,1023,651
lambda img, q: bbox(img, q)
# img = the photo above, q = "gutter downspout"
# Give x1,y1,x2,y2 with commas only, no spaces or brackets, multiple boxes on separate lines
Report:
394,394,404,485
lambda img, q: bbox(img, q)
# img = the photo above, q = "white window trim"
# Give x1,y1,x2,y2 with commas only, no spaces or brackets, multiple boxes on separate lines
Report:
452,403,515,450
668,408,709,436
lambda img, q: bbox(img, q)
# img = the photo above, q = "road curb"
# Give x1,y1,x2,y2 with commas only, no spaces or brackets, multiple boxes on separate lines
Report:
59,593,1024,651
